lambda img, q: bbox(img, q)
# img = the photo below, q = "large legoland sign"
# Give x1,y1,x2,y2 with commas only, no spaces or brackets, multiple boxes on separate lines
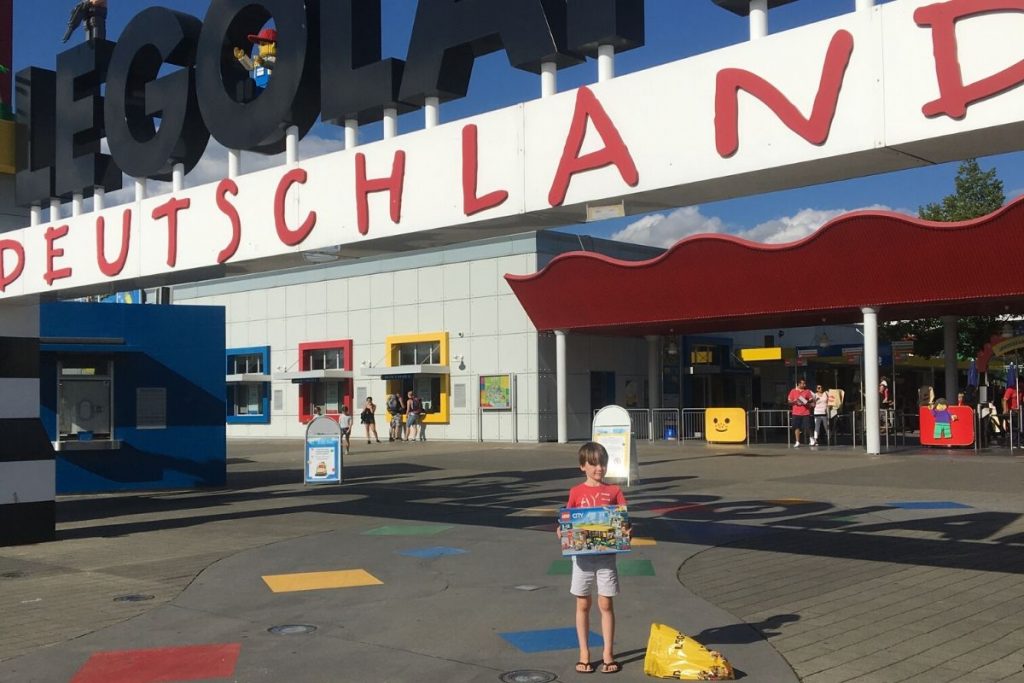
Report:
2,0,1024,299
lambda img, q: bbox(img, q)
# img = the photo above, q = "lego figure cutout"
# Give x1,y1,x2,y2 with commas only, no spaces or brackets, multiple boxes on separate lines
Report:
234,27,277,89
931,397,957,440
62,0,107,44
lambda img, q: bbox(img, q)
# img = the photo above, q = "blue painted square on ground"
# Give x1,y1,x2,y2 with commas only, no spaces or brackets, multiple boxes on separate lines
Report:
886,501,972,510
397,546,468,558
500,627,603,653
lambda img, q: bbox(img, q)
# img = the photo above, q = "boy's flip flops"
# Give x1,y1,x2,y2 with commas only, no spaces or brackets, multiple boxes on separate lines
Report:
575,661,595,673
600,660,621,674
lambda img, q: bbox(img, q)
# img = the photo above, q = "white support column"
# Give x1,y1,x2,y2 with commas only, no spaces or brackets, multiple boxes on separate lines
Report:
541,62,556,98
749,0,768,40
134,177,147,201
556,329,568,444
424,97,440,129
228,149,241,179
49,198,60,223
172,163,184,193
597,45,615,82
93,188,104,212
863,307,880,455
71,193,83,217
29,205,41,227
286,125,299,165
344,119,359,149
943,316,959,403
855,0,875,10
646,336,660,409
383,108,398,139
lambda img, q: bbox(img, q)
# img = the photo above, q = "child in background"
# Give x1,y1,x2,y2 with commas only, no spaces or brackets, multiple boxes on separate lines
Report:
556,442,631,674
338,405,352,452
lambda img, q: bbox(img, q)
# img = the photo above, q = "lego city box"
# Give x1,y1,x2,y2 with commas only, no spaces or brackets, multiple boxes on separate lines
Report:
559,505,631,556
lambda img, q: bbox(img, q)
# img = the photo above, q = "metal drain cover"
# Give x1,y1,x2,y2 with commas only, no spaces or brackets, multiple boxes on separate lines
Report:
268,624,317,635
113,594,155,602
499,671,557,683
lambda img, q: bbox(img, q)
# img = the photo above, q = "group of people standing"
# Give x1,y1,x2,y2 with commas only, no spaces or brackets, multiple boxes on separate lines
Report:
384,390,428,442
314,389,428,451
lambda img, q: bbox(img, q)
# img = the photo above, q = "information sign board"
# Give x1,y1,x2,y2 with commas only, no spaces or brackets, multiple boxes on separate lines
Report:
479,374,512,410
304,416,343,484
592,405,638,486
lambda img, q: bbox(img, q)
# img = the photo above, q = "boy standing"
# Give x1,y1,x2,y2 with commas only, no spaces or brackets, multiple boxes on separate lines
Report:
558,442,630,674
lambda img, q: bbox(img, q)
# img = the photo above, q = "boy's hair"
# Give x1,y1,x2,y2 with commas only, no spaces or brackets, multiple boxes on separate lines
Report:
578,441,609,467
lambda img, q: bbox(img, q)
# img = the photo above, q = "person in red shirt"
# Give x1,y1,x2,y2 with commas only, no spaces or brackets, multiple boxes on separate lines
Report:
557,442,630,674
1003,382,1019,436
787,378,814,447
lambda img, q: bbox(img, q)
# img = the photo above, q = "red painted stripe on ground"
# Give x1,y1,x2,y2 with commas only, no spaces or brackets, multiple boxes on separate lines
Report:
71,643,241,683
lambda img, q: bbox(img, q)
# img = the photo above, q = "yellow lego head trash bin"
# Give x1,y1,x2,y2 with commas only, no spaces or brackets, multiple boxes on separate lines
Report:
643,623,735,680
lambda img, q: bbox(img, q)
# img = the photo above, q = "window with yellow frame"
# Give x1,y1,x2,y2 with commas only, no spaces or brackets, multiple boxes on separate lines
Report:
384,332,449,424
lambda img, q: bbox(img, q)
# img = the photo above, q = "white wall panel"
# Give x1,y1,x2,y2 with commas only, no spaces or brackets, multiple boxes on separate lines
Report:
285,317,307,350
248,290,267,321
0,460,55,504
443,262,471,300
393,270,418,305
306,281,327,315
348,277,371,312
417,266,444,303
306,313,327,341
443,300,471,335
285,284,307,317
266,287,287,319
470,298,498,336
325,279,349,312
497,295,532,334
325,312,349,339
369,272,395,308
267,317,287,351
369,307,395,340
469,260,498,297
418,302,444,331
0,379,40,418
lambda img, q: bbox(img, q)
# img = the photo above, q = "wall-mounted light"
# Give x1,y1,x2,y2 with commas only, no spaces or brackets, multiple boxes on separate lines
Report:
818,332,830,348
455,354,466,370
666,341,678,356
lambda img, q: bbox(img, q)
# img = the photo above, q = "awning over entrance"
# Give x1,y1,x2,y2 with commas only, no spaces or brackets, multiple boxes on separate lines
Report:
226,373,271,384
272,369,354,383
361,364,449,380
506,198,1024,335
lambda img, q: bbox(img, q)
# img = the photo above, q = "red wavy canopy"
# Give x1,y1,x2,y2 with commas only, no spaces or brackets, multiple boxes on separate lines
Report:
506,197,1024,335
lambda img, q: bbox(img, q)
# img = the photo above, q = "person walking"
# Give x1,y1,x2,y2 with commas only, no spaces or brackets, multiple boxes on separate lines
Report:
338,405,352,452
405,390,423,441
361,397,380,444
788,378,813,447
811,384,829,446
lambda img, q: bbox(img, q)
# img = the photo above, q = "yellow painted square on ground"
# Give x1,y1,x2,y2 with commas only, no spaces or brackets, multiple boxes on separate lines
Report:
631,537,657,546
262,569,383,593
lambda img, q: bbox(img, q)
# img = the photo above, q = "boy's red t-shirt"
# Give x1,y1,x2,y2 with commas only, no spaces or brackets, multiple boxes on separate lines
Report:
566,482,627,509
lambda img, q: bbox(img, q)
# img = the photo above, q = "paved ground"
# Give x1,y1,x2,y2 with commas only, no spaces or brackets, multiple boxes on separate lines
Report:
1,439,1023,682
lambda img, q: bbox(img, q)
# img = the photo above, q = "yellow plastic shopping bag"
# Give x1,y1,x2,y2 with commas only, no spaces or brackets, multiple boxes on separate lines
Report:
643,623,735,680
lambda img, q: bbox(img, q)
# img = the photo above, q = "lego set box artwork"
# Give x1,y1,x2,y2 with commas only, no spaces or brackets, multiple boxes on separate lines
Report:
559,505,630,556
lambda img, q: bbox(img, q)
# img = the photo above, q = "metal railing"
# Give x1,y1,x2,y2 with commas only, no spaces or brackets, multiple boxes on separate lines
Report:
680,408,706,441
752,409,790,444
652,408,680,441
626,409,651,440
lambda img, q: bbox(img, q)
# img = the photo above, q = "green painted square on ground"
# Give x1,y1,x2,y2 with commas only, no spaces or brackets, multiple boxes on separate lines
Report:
363,524,453,536
547,559,572,575
618,559,655,576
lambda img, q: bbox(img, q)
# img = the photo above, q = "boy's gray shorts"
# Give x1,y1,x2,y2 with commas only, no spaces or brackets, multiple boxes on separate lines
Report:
570,554,619,597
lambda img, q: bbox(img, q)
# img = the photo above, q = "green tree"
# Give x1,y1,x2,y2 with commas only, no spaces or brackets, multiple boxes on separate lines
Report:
882,159,1005,358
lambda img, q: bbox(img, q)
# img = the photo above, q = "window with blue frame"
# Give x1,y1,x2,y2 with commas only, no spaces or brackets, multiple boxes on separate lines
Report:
226,346,270,424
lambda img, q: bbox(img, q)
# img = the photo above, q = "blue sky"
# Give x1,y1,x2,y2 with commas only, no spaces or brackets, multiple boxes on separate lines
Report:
11,0,1024,245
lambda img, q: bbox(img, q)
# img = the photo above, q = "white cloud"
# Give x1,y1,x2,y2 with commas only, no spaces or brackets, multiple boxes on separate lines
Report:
611,203,904,248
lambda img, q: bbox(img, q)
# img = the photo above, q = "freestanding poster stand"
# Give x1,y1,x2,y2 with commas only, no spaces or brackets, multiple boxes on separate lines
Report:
592,405,639,487
304,416,343,484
